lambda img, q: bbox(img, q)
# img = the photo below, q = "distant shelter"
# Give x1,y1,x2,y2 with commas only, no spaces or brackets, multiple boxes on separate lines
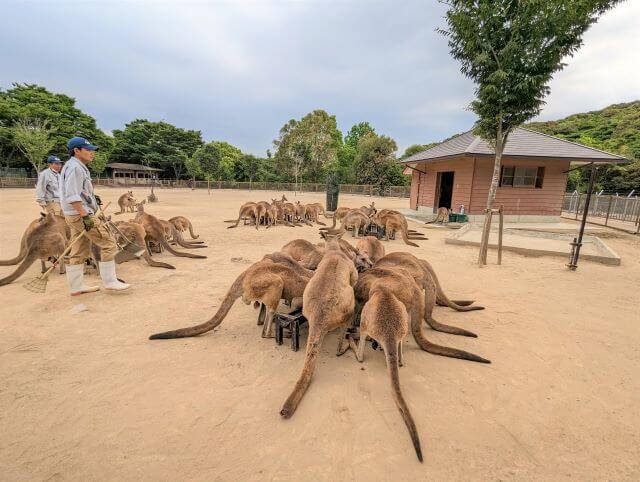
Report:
105,163,163,185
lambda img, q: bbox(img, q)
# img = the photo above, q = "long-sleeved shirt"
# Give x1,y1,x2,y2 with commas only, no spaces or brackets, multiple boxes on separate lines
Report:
60,157,98,216
35,167,60,204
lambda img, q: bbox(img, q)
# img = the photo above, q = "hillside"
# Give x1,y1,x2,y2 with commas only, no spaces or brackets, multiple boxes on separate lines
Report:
527,101,640,162
526,101,640,192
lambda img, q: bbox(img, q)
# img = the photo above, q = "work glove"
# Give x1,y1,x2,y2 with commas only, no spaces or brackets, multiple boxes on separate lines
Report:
82,215,95,231
94,194,103,206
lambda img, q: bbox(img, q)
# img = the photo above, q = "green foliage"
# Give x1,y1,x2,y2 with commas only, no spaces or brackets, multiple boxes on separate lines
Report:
338,122,376,183
210,141,242,181
273,110,342,185
440,0,621,147
190,143,224,181
10,118,56,172
110,119,203,178
234,154,272,182
527,101,640,192
0,83,112,169
354,133,406,193
401,143,437,159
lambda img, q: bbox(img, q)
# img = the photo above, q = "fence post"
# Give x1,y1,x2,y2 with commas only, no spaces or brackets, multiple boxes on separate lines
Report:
497,206,504,265
605,195,613,225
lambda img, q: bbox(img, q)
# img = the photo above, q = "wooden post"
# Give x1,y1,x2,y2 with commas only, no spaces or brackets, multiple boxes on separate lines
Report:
497,205,504,265
207,179,210,195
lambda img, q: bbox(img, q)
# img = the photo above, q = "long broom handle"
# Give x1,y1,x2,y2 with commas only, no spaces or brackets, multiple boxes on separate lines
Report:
97,202,136,245
40,230,88,278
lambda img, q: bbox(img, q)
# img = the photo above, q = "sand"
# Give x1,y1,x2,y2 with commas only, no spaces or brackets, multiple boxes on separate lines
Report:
1,187,639,481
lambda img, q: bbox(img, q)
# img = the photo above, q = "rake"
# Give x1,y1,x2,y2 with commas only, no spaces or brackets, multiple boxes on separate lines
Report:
23,231,87,294
97,202,146,259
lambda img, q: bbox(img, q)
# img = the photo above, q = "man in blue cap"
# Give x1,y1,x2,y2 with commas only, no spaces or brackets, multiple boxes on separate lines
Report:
35,155,63,215
59,137,131,296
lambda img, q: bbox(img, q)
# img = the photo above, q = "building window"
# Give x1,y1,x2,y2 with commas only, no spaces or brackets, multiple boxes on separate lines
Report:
500,166,545,188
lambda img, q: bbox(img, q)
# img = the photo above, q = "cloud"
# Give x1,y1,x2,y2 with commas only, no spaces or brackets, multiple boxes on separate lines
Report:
0,0,637,156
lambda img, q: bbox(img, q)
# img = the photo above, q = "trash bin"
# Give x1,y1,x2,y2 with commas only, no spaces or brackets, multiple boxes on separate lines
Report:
326,172,340,211
448,213,458,223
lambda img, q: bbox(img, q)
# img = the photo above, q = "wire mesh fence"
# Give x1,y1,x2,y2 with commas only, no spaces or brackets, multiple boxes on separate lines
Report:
562,192,640,233
0,177,411,198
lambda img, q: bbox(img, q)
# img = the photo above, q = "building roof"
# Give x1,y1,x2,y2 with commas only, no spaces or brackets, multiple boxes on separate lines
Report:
106,163,163,172
401,127,628,165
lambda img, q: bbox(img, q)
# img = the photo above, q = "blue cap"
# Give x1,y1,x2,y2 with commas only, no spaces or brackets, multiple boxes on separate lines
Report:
67,137,98,151
47,155,62,164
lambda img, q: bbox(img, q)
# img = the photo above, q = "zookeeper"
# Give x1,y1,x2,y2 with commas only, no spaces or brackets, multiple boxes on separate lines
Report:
35,155,63,215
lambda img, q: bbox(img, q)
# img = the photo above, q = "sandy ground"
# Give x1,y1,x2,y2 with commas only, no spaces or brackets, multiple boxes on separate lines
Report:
1,187,639,481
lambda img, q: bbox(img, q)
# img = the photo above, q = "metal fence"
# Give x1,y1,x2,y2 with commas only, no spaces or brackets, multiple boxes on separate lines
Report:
562,192,640,233
0,177,411,198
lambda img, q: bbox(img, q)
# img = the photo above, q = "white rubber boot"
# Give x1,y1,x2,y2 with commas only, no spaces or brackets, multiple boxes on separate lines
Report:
65,263,100,296
99,260,131,291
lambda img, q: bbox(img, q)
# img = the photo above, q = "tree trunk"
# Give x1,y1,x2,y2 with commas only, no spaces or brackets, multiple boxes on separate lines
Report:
478,125,505,266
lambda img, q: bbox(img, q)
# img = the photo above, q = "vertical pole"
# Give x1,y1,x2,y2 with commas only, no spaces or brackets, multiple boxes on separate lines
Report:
568,164,597,270
575,194,582,220
497,206,504,265
207,179,210,195
605,195,612,225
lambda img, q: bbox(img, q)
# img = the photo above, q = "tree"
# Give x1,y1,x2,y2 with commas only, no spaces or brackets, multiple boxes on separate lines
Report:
440,0,622,265
354,133,405,194
10,118,56,173
0,83,111,169
110,119,203,178
401,143,437,159
189,142,229,181
210,141,242,181
273,110,342,187
339,122,376,183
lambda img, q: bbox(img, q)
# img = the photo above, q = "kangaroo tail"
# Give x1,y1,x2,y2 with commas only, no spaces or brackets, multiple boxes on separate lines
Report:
401,229,419,247
419,260,482,311
0,250,39,286
424,316,478,338
410,317,490,363
159,237,207,259
149,271,246,339
142,252,175,270
171,227,207,249
280,328,325,419
187,221,199,239
382,339,423,462
0,233,29,266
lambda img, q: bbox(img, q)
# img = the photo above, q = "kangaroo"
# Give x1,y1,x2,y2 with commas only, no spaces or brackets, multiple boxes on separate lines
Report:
111,221,175,269
356,236,386,263
280,233,358,418
281,239,320,262
0,213,67,286
325,209,371,238
345,267,489,362
375,252,481,312
226,202,258,228
347,285,423,462
304,204,326,226
115,191,137,215
282,202,299,224
163,220,207,249
307,202,328,219
134,204,206,259
255,201,272,228
326,206,352,229
371,211,425,247
293,202,313,226
169,216,199,239
149,259,311,341
359,202,377,217
426,207,450,224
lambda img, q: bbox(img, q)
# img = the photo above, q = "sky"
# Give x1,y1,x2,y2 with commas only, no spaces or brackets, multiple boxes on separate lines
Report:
1,0,639,156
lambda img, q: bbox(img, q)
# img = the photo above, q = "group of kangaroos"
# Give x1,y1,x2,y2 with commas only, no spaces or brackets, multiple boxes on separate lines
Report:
227,196,427,248
150,230,489,463
0,192,207,286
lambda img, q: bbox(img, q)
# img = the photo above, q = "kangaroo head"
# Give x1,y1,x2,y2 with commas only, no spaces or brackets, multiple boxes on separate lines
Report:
353,249,373,273
281,194,288,202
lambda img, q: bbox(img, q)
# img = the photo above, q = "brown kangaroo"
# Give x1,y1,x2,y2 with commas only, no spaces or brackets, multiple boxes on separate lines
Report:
149,258,311,341
359,202,377,216
355,236,385,263
134,204,206,259
304,204,326,226
169,215,199,239
375,252,481,312
346,285,423,462
226,202,258,228
326,206,352,229
325,209,371,238
426,207,450,224
371,211,424,247
346,267,489,361
0,213,67,286
111,221,175,269
115,191,137,215
280,233,358,418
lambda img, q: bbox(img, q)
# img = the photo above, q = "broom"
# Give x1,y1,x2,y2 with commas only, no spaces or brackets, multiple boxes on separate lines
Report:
23,230,87,293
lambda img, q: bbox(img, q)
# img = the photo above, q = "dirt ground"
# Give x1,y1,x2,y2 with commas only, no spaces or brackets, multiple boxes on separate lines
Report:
1,187,639,481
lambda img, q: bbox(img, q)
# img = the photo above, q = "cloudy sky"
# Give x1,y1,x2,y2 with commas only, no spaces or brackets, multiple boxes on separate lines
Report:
2,0,638,155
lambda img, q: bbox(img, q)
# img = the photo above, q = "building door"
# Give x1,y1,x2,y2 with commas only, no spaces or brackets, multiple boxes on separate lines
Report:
435,171,455,210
